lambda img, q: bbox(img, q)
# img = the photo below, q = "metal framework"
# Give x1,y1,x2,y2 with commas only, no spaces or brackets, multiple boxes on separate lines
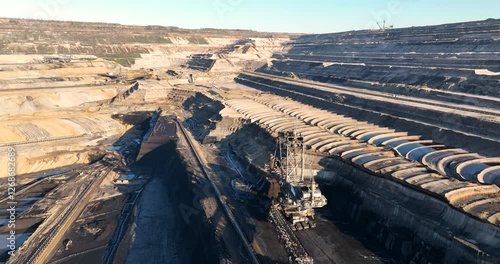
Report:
276,130,306,184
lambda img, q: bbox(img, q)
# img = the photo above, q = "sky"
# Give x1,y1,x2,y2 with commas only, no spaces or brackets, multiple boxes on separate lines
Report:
0,0,498,33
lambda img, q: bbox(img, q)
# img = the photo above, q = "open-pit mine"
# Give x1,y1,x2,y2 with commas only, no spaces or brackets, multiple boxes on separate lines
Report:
0,18,499,264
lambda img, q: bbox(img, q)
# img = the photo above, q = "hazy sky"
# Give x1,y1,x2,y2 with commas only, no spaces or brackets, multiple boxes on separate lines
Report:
0,0,498,33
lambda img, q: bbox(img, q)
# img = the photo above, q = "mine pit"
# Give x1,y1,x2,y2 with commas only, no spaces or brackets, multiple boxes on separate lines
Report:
0,17,499,264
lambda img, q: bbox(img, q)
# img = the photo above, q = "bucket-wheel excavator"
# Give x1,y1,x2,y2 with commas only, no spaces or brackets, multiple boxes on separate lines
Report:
269,130,327,231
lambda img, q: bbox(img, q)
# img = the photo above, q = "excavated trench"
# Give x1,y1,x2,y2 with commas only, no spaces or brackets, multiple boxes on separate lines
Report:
182,92,500,263
123,140,221,263
220,122,499,263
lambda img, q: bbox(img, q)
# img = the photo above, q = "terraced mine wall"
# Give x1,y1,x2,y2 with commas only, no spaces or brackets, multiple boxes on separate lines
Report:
334,79,500,110
317,157,500,264
0,18,292,67
183,54,217,72
215,117,500,263
235,75,500,157
182,92,225,142
222,123,276,184
265,19,500,97
0,115,128,179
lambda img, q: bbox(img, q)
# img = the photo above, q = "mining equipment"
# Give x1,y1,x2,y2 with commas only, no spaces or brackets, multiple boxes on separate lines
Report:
100,68,159,84
42,55,73,63
269,130,327,231
376,20,394,31
188,73,195,83
289,72,299,79
266,130,327,264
